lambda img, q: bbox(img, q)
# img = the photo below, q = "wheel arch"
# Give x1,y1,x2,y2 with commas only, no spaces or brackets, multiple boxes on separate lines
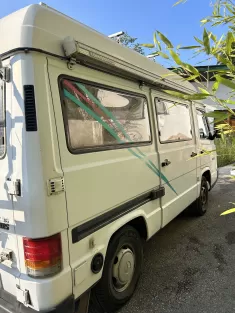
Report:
107,214,149,246
201,168,211,190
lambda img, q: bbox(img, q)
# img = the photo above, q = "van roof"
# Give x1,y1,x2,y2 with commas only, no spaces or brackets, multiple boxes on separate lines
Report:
0,3,196,93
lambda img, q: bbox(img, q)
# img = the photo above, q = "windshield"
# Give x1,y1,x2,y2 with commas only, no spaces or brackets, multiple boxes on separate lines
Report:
0,79,5,158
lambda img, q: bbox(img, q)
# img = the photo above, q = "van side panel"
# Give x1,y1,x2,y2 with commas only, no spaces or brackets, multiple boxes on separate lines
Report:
47,58,163,300
48,58,162,228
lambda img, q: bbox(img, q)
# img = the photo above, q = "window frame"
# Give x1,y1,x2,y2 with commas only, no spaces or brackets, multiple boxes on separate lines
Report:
58,75,152,155
155,97,194,144
0,79,6,160
196,109,211,140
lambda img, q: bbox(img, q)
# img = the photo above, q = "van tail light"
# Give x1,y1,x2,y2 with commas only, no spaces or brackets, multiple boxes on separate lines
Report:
23,234,62,277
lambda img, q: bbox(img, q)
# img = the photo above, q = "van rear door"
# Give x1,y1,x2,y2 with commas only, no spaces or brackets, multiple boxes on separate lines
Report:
0,64,20,297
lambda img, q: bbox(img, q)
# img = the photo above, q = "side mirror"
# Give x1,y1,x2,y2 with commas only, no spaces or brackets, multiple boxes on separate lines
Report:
208,129,220,140
199,128,205,138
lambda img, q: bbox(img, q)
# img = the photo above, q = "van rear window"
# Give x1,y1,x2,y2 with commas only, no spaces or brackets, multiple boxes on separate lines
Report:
60,78,151,153
0,80,5,158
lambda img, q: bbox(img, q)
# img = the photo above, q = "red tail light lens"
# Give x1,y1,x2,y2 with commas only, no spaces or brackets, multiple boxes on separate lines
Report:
23,234,62,277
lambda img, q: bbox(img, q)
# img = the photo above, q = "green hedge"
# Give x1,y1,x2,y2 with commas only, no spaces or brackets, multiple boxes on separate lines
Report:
215,138,235,168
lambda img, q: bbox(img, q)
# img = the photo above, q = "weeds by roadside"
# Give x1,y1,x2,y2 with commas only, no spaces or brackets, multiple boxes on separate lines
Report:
215,138,235,168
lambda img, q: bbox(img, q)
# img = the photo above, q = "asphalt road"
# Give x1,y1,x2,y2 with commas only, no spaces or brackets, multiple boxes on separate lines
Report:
89,166,235,313
117,166,235,313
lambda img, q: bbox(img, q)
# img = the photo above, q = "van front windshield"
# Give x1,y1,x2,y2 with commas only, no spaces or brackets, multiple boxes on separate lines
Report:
0,79,5,158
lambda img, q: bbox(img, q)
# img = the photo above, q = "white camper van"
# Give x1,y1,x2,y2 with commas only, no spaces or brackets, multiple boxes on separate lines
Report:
0,3,218,313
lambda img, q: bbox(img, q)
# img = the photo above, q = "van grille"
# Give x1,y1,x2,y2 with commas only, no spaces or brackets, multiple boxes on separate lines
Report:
24,85,38,131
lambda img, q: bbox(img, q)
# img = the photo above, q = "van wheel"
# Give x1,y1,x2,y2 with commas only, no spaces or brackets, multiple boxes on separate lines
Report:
91,225,143,313
193,176,209,216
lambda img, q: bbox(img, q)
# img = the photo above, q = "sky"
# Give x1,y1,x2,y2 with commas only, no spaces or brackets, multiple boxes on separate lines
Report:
0,0,223,67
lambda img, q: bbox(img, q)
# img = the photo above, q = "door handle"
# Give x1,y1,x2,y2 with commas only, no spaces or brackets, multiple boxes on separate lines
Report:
190,152,197,157
162,159,171,167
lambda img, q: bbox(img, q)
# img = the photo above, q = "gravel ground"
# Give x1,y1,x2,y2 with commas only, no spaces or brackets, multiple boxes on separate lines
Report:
89,166,235,313
118,166,235,313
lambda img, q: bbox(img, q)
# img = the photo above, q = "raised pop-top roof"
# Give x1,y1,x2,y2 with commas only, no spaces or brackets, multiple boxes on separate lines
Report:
0,3,196,93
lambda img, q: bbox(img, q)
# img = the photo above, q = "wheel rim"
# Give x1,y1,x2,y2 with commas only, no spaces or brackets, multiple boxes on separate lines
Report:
112,246,135,293
201,185,208,208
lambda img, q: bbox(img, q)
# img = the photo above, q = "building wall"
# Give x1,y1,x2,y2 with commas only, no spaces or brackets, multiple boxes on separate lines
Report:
191,81,235,111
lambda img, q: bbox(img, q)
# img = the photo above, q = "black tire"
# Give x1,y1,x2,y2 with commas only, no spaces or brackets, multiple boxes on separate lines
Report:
193,176,209,216
91,225,143,313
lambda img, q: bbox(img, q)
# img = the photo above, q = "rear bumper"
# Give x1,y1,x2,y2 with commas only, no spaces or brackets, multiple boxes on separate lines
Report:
0,289,75,313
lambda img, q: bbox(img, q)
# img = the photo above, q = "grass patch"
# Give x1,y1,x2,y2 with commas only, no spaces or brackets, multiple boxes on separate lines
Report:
215,137,235,168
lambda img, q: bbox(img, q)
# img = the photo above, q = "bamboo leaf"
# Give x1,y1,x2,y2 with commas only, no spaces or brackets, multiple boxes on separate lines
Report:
205,111,232,124
212,80,220,92
148,51,169,59
179,45,201,49
183,75,200,81
215,55,235,71
201,18,210,25
158,51,169,59
203,28,211,54
226,32,234,55
210,33,217,42
225,4,234,14
164,90,207,100
147,52,159,57
141,44,155,48
157,31,174,48
215,123,229,129
216,75,235,89
224,99,235,105
173,0,187,7
153,32,162,51
153,32,157,46
182,63,199,75
164,90,186,99
194,36,203,45
169,50,182,65
198,87,210,95
216,34,224,49
221,208,235,216
184,93,208,100
223,129,235,134
204,111,230,119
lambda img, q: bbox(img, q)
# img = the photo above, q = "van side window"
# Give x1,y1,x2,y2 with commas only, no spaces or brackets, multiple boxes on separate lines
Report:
0,80,5,158
60,79,151,152
155,99,192,143
196,110,209,139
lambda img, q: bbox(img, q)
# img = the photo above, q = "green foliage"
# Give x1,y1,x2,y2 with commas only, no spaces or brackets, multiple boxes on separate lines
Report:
215,137,235,167
156,31,174,48
164,90,208,100
205,111,231,124
119,32,145,55
144,0,235,128
203,28,211,54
